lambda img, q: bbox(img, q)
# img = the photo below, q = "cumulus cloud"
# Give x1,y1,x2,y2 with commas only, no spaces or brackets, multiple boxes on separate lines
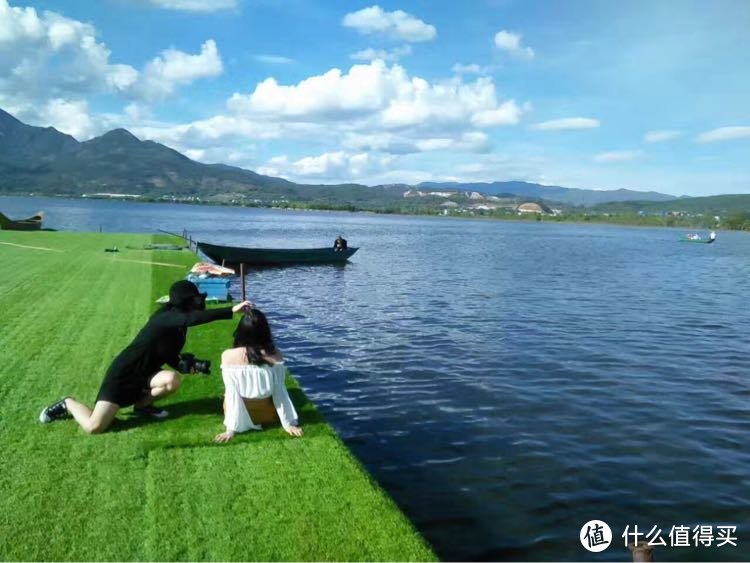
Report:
0,0,144,134
342,5,436,42
228,60,525,134
136,39,223,101
130,115,282,150
0,0,225,134
494,30,534,60
143,0,238,12
38,98,96,139
471,100,525,127
126,58,525,177
593,150,642,163
644,130,681,143
256,151,393,182
531,117,600,131
350,45,412,62
695,126,750,143
0,1,138,102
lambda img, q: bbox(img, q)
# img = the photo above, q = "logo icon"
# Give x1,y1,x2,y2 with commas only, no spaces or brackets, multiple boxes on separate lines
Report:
580,520,612,552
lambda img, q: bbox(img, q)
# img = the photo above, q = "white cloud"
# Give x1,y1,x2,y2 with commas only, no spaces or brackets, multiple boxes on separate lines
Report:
38,98,96,139
351,45,412,62
494,30,534,60
253,54,295,64
124,102,152,121
0,1,143,132
452,63,490,75
695,126,750,143
0,1,139,101
227,60,524,136
129,59,524,171
0,0,225,133
228,61,402,118
136,39,223,100
531,117,600,131
342,131,488,155
130,115,282,149
257,150,392,182
294,151,349,176
184,148,206,160
342,5,436,42
644,130,681,143
144,0,237,12
471,100,525,127
594,150,642,163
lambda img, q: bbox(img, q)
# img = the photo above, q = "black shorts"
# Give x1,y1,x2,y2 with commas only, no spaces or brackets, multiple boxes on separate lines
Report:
95,366,155,407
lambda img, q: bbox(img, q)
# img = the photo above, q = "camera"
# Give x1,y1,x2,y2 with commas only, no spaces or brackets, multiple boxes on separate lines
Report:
178,353,211,375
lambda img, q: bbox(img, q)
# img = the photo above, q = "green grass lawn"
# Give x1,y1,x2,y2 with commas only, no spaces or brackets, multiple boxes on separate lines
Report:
0,230,435,561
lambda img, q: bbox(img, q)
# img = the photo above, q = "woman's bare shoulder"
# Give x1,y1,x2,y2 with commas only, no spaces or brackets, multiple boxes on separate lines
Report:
222,347,248,365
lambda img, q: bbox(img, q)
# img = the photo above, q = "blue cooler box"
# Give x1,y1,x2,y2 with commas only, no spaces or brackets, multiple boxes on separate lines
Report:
187,275,232,302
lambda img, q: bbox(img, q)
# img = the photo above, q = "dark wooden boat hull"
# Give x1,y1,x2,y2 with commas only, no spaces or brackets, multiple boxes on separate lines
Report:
679,237,715,244
0,212,43,231
197,241,358,266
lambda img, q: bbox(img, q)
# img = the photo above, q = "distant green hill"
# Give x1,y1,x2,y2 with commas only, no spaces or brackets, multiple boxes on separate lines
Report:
418,180,675,206
591,195,750,215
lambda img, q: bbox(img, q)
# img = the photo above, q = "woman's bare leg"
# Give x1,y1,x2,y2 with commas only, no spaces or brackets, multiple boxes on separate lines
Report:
65,399,119,434
134,370,181,408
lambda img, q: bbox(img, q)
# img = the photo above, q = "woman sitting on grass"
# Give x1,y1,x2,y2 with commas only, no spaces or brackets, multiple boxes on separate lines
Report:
214,308,303,443
39,280,252,434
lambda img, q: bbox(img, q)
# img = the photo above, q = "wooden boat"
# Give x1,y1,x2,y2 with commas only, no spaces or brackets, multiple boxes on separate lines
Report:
197,241,358,266
0,211,43,231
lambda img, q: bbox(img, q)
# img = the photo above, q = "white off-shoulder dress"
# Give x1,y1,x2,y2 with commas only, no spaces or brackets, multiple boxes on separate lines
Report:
221,362,299,432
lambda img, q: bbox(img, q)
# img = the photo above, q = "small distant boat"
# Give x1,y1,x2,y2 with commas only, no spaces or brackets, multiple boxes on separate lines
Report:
0,211,44,231
197,241,358,266
680,232,716,244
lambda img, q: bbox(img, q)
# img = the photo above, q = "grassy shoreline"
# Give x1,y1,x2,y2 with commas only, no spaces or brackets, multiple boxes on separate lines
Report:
0,230,435,561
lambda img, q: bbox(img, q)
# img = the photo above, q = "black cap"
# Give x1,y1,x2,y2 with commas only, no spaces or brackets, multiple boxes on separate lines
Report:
169,280,206,307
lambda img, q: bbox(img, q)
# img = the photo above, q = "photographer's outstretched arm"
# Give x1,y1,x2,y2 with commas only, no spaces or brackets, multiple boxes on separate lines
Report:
170,300,254,328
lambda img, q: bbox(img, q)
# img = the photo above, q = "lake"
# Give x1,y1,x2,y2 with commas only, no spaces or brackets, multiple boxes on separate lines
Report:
2,195,750,560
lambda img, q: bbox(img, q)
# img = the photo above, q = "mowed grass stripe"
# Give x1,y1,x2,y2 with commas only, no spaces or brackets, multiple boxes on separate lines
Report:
0,232,160,560
0,233,155,405
144,437,434,561
0,231,435,561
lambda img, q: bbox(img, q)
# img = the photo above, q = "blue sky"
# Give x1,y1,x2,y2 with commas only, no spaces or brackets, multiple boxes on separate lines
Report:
1,0,748,195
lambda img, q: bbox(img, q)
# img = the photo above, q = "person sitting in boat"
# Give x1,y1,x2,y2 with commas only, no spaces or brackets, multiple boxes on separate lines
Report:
214,308,303,442
39,280,253,434
333,234,348,251
709,231,717,241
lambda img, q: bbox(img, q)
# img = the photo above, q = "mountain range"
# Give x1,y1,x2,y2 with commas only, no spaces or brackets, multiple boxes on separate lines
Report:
0,108,680,208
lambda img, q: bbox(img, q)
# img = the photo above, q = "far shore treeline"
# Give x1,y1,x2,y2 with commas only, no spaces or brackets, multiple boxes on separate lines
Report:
1,107,749,231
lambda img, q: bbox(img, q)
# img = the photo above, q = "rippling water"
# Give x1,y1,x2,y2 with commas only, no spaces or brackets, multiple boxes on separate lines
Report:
4,196,750,561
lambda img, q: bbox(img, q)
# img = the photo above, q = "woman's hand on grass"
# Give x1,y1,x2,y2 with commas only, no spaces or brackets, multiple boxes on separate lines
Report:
284,425,304,437
214,430,235,443
232,300,253,314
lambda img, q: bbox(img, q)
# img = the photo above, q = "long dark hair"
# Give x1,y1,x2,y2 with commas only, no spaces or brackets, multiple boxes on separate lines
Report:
233,308,277,365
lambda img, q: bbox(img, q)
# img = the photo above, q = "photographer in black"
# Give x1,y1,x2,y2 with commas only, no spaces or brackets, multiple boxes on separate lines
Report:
39,280,252,434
